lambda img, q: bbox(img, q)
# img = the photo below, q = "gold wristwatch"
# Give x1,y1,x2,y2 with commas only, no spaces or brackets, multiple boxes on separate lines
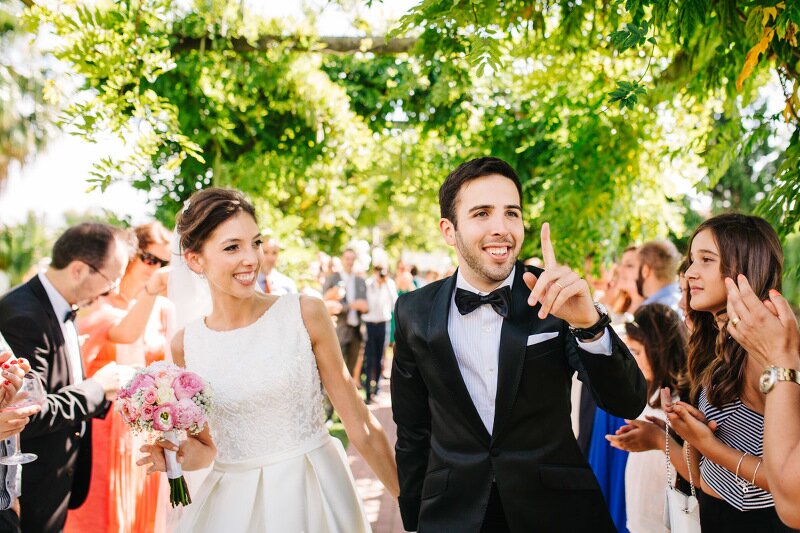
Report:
759,366,800,394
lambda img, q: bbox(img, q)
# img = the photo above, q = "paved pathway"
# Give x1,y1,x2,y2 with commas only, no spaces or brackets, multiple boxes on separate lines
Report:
347,378,405,533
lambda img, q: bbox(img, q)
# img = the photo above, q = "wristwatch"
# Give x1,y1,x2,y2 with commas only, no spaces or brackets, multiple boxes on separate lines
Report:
569,303,611,340
759,366,800,394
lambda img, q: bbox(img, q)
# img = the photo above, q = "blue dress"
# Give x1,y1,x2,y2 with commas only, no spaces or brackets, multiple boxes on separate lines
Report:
588,408,629,533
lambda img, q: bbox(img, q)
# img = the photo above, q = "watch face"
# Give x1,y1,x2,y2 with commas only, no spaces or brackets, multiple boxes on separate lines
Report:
760,368,775,394
594,302,609,316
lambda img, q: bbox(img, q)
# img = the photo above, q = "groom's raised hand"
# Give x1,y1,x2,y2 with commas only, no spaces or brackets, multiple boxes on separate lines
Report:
523,223,600,329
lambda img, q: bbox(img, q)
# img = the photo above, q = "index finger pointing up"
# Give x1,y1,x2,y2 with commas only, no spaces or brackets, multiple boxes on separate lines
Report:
541,222,558,268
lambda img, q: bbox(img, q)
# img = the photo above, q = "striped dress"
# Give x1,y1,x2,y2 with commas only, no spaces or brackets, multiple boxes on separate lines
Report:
698,388,774,510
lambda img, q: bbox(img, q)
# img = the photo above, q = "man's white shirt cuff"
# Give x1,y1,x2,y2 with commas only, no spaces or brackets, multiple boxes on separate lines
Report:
573,328,612,356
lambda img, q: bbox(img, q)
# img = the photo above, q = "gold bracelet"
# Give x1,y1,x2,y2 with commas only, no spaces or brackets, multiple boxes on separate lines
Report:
751,457,763,487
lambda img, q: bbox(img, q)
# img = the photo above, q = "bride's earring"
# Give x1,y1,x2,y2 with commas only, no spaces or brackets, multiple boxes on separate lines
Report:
199,271,205,280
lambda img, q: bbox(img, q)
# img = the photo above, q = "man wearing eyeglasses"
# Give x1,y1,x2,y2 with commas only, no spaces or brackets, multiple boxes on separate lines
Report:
0,222,136,533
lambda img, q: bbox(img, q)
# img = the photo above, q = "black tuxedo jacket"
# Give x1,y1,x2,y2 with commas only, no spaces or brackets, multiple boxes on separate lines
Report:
0,276,109,533
391,263,647,532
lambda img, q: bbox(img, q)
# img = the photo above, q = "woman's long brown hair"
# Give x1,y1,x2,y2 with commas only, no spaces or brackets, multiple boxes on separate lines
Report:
685,213,783,406
625,303,689,407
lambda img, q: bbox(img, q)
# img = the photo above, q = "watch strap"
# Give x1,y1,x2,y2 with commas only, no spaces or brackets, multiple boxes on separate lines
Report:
569,312,612,340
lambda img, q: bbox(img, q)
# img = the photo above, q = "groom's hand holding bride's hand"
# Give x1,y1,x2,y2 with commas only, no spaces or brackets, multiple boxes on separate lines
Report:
523,223,601,334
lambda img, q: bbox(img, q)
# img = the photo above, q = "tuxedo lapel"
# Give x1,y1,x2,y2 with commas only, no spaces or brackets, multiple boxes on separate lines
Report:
491,264,534,441
28,275,75,377
427,272,490,441
28,276,58,324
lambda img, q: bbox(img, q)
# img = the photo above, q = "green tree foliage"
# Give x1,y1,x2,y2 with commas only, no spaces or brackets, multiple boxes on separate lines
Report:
0,212,51,285
398,0,800,239
0,0,59,183
18,0,795,275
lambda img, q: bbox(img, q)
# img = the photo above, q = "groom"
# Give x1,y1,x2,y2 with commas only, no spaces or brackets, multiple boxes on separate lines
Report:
391,157,647,532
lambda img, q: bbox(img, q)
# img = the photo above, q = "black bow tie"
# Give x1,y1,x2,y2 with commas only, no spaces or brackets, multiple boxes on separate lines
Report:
63,307,78,323
455,286,511,319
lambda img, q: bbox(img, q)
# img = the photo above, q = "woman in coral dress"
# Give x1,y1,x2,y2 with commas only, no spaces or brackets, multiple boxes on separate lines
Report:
65,221,174,533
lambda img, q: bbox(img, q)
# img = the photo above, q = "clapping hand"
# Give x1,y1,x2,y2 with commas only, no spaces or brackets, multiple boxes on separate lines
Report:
606,416,666,453
664,397,719,454
145,267,171,298
725,275,800,369
523,223,600,329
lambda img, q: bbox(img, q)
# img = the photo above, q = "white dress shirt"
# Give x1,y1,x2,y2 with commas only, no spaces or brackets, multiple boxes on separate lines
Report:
447,267,612,434
38,273,83,385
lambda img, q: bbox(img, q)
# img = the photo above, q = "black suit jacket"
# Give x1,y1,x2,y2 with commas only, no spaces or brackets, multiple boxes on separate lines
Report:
391,263,647,532
0,276,109,533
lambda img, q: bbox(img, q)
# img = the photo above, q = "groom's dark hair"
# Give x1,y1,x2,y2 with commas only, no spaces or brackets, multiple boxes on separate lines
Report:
439,157,523,228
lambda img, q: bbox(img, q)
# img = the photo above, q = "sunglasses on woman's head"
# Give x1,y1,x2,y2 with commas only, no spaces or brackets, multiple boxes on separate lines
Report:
139,251,170,268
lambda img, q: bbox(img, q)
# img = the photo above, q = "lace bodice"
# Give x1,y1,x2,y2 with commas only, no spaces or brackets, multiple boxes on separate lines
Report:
183,294,327,464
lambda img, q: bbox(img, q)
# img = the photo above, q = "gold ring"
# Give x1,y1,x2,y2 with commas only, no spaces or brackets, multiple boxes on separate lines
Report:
730,316,740,327
554,281,565,290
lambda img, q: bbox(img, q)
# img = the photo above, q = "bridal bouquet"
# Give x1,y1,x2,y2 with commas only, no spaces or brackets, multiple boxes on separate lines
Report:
116,361,212,507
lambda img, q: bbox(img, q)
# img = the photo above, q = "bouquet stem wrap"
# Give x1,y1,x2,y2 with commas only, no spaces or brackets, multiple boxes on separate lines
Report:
164,430,191,507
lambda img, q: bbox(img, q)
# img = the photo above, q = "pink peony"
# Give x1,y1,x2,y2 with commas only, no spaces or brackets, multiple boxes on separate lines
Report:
152,404,175,431
173,398,204,430
118,399,138,424
172,372,204,400
128,372,156,392
142,387,158,405
141,404,156,421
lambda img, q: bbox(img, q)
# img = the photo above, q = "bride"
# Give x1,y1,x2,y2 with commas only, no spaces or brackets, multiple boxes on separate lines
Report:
139,188,399,532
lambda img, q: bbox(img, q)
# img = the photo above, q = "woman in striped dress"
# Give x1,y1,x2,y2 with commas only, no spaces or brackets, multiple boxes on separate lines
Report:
663,213,794,530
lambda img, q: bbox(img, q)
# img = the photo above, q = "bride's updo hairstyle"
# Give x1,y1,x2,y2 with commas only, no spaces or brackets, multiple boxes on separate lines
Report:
176,188,258,253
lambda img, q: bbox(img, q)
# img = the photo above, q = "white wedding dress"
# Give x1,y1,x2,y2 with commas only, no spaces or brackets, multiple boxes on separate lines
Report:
176,293,371,533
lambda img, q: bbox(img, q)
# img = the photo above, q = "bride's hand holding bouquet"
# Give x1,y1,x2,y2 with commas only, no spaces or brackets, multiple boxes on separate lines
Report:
118,361,212,506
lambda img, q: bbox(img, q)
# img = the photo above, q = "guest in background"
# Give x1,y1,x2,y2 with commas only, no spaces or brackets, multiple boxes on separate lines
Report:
726,278,800,528
323,248,368,380
65,221,173,533
257,235,297,295
0,223,134,532
361,265,397,404
636,240,682,312
606,303,689,533
585,245,643,532
388,260,417,375
601,246,642,318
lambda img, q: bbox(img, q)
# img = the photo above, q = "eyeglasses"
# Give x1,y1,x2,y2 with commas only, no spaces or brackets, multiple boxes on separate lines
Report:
138,250,170,268
84,262,121,297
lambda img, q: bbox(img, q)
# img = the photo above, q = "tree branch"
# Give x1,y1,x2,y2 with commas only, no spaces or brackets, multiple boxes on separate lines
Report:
171,35,417,55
